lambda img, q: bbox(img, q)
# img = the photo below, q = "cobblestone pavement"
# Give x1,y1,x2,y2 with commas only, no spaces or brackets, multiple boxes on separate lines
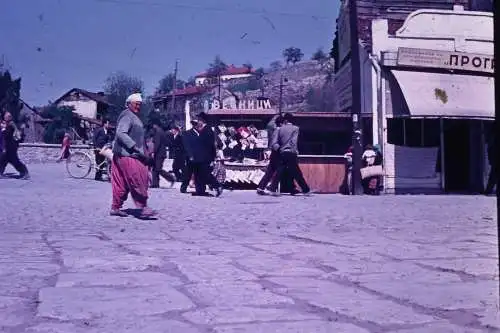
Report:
0,164,498,333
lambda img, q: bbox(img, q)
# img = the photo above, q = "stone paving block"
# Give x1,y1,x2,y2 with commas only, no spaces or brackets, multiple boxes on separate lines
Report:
476,306,500,329
0,295,32,328
332,261,463,284
37,286,195,320
172,255,256,282
268,277,438,325
26,318,202,333
56,272,183,288
236,255,326,277
187,281,294,307
361,280,498,311
212,320,370,333
417,258,499,277
389,322,487,333
125,240,206,257
183,306,321,325
62,253,163,272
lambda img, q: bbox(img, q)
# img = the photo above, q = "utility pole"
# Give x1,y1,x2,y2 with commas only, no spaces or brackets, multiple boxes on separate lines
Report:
278,74,287,116
170,59,178,114
348,0,363,195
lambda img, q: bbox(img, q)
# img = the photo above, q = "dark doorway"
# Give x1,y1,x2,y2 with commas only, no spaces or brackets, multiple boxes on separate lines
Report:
443,119,470,192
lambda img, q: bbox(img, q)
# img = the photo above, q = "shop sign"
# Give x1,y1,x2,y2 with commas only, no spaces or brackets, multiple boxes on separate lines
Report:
397,48,494,74
334,60,352,112
211,98,272,110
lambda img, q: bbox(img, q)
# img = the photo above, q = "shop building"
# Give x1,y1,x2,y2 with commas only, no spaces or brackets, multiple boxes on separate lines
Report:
370,5,494,193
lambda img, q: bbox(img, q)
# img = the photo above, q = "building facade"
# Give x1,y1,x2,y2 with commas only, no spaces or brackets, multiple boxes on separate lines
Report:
371,5,494,193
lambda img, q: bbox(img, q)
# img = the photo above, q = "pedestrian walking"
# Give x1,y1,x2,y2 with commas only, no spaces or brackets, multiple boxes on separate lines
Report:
184,112,223,197
92,119,112,181
0,112,29,179
110,93,156,218
169,125,185,181
268,113,310,195
150,119,175,188
57,132,72,162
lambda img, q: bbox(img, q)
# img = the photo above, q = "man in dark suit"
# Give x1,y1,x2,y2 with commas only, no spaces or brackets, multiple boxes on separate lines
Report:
180,120,200,193
189,112,223,197
169,125,185,181
150,119,175,188
92,119,112,181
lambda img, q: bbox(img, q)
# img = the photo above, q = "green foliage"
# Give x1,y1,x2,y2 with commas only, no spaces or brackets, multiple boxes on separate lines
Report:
40,105,75,143
144,111,177,133
269,61,282,71
254,67,265,80
311,48,327,62
330,31,340,73
282,47,304,65
207,55,228,77
157,73,186,94
0,70,22,123
103,71,144,121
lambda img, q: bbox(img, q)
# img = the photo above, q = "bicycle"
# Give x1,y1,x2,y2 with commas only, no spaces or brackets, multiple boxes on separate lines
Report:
65,144,112,180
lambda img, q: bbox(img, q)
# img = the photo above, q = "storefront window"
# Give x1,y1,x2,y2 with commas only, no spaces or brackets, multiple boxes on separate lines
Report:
387,118,440,147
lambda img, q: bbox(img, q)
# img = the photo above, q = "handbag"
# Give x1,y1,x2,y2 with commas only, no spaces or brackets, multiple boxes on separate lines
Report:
360,165,383,179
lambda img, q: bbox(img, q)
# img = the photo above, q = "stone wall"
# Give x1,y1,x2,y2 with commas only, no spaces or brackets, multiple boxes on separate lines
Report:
18,143,95,165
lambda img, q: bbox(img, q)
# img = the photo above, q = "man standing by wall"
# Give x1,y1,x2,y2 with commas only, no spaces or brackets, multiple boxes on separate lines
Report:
93,118,112,181
110,93,156,218
150,119,175,188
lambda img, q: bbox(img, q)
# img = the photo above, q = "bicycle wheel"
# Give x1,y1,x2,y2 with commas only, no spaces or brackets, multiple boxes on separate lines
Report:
66,151,92,179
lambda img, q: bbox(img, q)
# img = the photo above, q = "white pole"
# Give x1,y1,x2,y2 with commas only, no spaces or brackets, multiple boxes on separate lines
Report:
184,100,191,130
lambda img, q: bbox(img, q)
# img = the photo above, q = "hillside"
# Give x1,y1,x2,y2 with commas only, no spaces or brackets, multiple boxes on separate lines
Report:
224,60,335,112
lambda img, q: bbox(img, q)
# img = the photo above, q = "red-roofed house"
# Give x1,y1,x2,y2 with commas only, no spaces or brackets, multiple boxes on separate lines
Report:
195,65,254,86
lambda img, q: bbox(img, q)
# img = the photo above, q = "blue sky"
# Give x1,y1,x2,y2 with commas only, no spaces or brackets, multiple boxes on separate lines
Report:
2,0,339,106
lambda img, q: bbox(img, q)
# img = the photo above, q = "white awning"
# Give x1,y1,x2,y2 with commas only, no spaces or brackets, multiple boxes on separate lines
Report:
390,70,494,119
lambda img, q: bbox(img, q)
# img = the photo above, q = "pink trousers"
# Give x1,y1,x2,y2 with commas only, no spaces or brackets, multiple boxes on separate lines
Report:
111,156,149,210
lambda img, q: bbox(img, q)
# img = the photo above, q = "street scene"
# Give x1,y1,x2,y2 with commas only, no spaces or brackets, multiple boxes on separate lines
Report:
0,164,498,333
1,0,498,332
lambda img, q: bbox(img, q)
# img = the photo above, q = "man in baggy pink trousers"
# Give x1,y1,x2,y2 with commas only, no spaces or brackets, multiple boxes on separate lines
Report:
110,93,157,218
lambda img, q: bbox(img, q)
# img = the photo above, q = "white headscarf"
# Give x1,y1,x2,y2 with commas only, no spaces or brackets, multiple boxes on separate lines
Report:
125,93,143,105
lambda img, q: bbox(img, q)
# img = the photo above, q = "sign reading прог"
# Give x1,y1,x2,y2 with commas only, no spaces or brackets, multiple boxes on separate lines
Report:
397,48,494,74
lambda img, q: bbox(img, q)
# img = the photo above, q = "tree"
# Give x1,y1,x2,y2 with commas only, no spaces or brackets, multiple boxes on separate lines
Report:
282,47,304,65
207,55,228,77
254,67,265,80
157,73,186,94
269,61,282,71
312,48,327,62
186,76,196,87
243,62,253,70
103,71,144,121
40,105,75,143
0,70,22,124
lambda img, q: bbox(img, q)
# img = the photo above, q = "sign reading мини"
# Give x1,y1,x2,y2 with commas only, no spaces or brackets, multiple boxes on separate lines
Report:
397,48,494,74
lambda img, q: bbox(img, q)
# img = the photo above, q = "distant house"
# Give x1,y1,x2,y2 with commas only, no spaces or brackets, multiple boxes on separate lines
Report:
53,88,113,121
195,65,254,86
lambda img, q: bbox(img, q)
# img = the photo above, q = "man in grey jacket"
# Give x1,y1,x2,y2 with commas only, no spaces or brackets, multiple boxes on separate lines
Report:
268,113,310,195
110,93,156,218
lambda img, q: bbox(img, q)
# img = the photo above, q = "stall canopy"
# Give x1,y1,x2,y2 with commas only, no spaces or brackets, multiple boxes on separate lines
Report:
390,70,494,119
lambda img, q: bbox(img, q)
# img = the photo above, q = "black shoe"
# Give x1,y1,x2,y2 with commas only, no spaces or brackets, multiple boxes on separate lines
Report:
180,186,187,193
215,186,223,197
192,192,211,197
